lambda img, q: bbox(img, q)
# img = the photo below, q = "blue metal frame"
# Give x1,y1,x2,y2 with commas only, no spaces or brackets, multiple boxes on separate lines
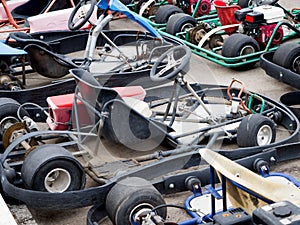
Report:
97,0,162,38
181,163,300,224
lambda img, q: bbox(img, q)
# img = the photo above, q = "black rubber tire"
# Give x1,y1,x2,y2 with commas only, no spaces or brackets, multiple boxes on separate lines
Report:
154,5,183,24
166,13,197,35
237,114,276,147
255,0,279,6
222,33,260,70
22,144,86,192
237,0,251,8
0,98,29,138
273,42,300,74
120,0,132,5
106,177,167,225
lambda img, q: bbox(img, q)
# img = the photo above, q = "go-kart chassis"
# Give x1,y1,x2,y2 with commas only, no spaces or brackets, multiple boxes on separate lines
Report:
0,80,299,210
86,141,300,224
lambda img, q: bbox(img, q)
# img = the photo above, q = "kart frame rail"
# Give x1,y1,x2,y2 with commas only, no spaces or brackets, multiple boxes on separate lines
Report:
86,140,300,224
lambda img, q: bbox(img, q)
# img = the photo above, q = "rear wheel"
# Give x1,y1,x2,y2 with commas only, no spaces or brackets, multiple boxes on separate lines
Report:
273,42,300,74
222,33,260,70
237,114,276,147
0,98,28,140
106,177,167,225
120,0,132,4
237,0,251,8
154,5,183,24
166,13,197,35
21,144,85,192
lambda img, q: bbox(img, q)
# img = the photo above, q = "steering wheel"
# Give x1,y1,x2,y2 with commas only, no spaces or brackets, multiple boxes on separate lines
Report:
150,45,191,82
68,0,96,30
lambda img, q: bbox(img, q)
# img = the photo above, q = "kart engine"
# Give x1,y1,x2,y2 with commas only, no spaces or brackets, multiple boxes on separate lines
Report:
187,4,285,48
235,5,285,45
168,0,211,17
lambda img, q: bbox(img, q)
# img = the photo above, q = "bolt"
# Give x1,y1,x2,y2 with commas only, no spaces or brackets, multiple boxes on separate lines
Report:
169,183,175,189
270,156,276,162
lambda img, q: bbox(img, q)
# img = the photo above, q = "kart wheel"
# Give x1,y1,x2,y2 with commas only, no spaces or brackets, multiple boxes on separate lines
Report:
273,43,300,74
120,0,132,4
237,114,276,147
150,45,191,81
237,0,251,8
254,0,279,6
106,177,166,225
222,34,260,70
166,13,197,35
0,98,29,139
68,0,96,30
154,5,183,24
22,144,85,192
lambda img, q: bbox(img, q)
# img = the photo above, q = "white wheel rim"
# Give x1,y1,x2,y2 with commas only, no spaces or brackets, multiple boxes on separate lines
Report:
178,22,194,39
240,45,255,61
257,124,273,146
44,168,71,193
292,55,300,74
181,23,194,32
129,203,153,224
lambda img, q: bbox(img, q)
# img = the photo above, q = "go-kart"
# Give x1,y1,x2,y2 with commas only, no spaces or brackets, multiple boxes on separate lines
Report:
0,0,85,33
260,42,300,90
87,146,300,225
0,45,298,211
158,0,300,69
0,0,182,108
1,30,181,107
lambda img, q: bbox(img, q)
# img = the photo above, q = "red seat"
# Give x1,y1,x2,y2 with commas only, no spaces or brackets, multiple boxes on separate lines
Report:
213,0,241,34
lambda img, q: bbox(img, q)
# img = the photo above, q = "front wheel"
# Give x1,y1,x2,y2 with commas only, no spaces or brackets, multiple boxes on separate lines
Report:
106,177,167,225
237,114,276,147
